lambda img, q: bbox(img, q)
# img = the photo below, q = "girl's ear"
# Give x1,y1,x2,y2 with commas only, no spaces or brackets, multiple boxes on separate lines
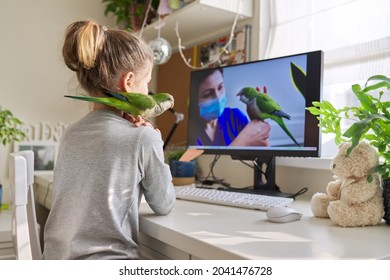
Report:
120,71,135,92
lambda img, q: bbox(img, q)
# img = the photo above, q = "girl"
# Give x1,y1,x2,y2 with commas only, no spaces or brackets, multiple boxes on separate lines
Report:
42,20,175,259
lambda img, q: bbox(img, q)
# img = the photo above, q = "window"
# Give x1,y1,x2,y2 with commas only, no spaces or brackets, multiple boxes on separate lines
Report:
260,0,390,156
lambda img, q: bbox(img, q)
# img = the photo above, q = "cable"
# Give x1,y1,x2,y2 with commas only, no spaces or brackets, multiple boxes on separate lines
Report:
199,155,231,188
252,158,309,198
198,155,309,197
174,0,243,70
139,0,153,38
292,187,308,198
238,157,281,192
252,157,269,178
239,160,253,168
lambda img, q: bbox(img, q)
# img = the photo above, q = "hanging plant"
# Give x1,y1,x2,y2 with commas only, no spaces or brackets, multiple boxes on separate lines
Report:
102,0,159,31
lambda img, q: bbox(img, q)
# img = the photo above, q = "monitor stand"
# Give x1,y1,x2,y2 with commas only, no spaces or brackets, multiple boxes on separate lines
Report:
231,156,296,198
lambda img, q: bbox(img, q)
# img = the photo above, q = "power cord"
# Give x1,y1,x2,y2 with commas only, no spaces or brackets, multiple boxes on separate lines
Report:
241,157,308,199
197,155,308,199
292,187,308,199
252,157,281,192
198,155,231,188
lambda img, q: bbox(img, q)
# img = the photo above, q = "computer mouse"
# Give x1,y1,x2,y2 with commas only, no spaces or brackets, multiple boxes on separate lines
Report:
266,206,303,223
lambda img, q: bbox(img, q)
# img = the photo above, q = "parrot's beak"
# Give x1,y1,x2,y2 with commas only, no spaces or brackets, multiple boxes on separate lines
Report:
169,94,174,108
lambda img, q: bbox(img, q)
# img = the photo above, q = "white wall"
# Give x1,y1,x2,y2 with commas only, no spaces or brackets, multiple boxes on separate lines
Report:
0,0,115,203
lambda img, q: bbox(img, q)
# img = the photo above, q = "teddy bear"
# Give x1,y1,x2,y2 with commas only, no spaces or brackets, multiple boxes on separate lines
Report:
311,141,384,227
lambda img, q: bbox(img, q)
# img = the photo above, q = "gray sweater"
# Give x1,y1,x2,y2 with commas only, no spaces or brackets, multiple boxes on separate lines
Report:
42,110,175,259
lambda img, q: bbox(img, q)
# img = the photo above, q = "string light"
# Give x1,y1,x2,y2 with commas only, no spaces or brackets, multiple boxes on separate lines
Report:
175,0,242,70
140,0,244,69
139,0,153,38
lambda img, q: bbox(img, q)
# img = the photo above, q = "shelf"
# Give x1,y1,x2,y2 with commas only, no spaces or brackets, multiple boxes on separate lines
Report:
140,0,253,51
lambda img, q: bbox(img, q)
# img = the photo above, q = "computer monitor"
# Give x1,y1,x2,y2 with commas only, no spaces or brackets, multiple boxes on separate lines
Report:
187,50,323,197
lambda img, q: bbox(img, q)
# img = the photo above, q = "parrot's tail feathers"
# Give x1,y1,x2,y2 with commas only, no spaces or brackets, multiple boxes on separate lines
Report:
273,110,290,120
103,91,129,102
64,95,93,100
64,95,118,108
291,137,300,146
270,115,300,146
285,129,300,146
64,95,102,103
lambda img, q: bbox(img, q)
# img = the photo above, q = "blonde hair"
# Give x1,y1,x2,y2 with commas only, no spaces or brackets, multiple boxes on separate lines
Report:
62,20,153,95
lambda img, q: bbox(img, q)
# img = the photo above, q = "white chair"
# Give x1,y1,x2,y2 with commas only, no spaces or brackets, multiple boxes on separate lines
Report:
9,150,42,260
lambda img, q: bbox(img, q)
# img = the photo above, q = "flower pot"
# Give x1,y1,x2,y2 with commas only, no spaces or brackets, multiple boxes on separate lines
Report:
383,178,390,225
169,160,196,186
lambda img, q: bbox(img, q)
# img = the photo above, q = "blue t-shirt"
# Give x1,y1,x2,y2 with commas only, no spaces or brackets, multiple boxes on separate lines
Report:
196,108,249,146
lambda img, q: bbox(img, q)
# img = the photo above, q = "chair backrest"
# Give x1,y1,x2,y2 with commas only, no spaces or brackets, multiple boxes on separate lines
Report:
9,150,42,260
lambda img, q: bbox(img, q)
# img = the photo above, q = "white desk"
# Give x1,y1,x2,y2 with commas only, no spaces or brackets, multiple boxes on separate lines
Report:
139,198,390,260
34,173,390,260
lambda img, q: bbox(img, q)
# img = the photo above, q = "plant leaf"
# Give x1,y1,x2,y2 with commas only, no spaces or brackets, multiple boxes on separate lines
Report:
290,62,307,98
365,75,390,87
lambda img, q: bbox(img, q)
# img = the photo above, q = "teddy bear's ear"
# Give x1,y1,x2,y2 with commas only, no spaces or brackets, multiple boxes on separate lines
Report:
338,142,350,156
348,141,379,176
354,142,379,161
338,143,346,148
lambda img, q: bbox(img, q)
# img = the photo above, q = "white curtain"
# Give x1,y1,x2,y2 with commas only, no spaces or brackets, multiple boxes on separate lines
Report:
263,0,390,156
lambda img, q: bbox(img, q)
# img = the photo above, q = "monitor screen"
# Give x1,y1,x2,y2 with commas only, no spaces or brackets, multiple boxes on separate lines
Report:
187,50,323,159
187,50,323,197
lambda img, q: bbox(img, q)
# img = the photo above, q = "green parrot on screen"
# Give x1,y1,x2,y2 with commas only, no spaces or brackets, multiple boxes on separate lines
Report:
65,91,174,118
236,86,300,146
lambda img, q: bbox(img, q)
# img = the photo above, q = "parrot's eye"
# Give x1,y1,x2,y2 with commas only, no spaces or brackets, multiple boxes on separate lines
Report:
332,164,336,169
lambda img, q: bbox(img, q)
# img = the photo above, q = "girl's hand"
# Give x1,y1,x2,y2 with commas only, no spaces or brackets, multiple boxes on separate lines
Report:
123,113,151,127
123,113,161,134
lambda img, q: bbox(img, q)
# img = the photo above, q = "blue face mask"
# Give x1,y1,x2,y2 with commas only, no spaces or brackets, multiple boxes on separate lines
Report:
199,95,227,121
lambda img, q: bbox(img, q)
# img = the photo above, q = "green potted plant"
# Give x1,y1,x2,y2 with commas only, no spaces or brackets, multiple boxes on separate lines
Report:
102,0,159,31
0,106,26,146
0,106,26,209
307,74,390,223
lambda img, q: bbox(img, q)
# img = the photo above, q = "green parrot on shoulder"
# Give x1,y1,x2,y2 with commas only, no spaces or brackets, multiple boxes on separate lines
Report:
236,86,300,146
65,91,174,118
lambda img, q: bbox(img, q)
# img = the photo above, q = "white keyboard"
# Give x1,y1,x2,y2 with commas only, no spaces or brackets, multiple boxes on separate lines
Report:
175,186,294,211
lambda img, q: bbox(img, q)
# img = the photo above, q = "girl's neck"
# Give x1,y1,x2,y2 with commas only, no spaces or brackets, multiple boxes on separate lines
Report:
92,103,121,116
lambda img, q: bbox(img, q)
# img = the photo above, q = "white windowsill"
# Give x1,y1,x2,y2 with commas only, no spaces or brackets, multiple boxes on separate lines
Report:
276,157,332,170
